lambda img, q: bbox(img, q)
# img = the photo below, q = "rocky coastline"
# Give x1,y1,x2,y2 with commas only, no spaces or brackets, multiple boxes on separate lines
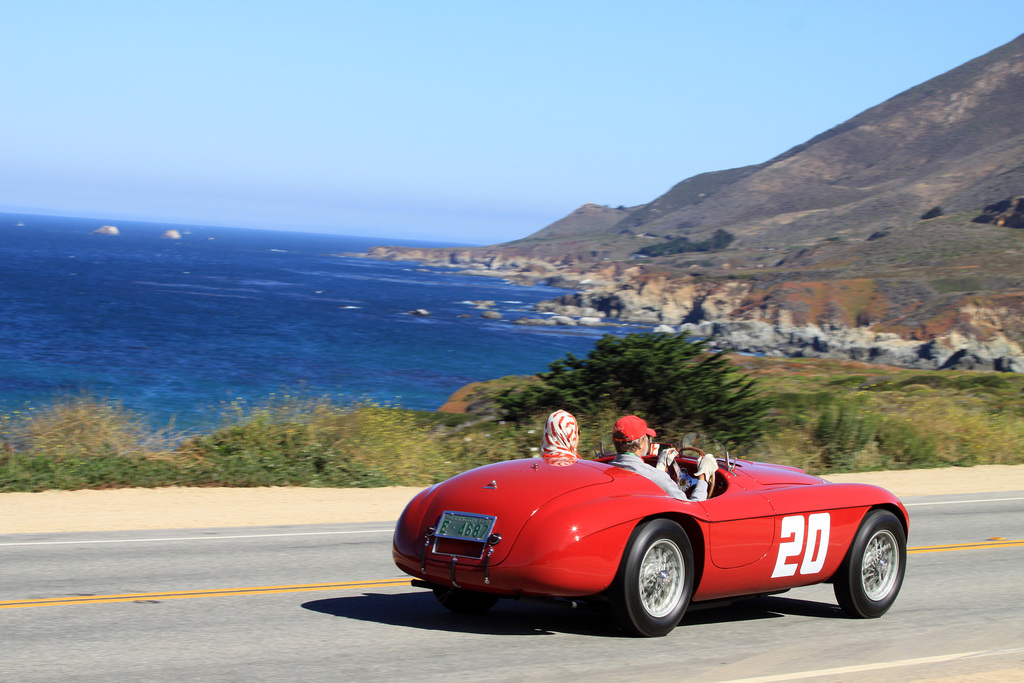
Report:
362,245,1024,373
356,35,1024,375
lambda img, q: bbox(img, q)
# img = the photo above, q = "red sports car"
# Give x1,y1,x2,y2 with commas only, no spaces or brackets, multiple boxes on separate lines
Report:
392,445,908,637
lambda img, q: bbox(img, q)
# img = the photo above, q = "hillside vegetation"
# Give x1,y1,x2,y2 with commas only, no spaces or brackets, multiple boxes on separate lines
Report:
3,352,1023,493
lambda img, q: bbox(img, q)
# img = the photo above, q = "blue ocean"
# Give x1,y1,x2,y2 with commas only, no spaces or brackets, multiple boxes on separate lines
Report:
1,213,631,427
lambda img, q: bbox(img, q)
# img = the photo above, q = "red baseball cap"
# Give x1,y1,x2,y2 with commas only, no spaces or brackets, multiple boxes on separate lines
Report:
613,415,656,442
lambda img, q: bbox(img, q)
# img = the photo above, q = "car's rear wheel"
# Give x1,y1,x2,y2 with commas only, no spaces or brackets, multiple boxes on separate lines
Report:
432,586,500,615
833,509,906,618
610,518,694,637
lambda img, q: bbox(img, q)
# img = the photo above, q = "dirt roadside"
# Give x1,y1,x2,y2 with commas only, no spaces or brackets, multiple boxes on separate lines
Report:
2,464,1023,534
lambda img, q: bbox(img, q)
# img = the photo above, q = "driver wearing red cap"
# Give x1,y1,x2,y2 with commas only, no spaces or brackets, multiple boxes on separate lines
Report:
609,415,709,501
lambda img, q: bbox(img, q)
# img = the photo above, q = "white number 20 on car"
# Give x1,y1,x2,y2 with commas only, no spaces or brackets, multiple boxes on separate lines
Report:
771,513,831,578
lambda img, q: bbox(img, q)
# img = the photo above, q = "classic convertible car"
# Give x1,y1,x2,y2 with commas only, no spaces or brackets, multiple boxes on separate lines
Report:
392,444,908,637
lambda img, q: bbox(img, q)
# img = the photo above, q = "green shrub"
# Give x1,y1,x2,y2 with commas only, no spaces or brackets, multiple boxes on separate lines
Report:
896,375,952,389
812,400,880,470
635,229,735,257
4,360,1024,492
495,332,768,447
178,397,452,487
771,391,833,413
874,418,939,467
951,374,1010,390
827,376,866,387
752,386,1024,472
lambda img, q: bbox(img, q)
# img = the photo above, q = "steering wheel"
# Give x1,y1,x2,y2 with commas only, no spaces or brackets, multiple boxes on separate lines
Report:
668,446,706,484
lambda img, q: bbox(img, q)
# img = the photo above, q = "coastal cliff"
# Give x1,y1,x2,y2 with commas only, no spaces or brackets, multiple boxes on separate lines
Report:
535,277,1024,373
364,245,1024,372
363,34,1024,374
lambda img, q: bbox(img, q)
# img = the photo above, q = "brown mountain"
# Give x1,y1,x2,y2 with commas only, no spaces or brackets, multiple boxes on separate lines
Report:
515,32,1024,254
367,33,1024,372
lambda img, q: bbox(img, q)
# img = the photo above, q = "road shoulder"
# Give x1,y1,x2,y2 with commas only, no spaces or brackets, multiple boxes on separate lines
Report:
2,464,1023,534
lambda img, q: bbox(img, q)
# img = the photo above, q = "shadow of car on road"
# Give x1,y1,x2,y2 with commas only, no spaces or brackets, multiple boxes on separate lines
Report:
685,595,844,625
302,590,845,637
302,591,623,637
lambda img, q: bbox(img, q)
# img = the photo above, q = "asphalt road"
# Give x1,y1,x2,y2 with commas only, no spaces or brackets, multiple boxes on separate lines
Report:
2,492,1022,682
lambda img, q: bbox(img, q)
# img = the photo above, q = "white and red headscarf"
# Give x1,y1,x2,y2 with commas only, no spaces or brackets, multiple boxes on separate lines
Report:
542,410,579,466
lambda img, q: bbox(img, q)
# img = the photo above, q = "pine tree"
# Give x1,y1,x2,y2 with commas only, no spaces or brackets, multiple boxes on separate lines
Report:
496,332,768,446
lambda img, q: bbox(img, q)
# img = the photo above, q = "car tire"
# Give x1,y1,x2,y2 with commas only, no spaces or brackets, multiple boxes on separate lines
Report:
833,509,906,618
432,586,500,615
610,518,694,637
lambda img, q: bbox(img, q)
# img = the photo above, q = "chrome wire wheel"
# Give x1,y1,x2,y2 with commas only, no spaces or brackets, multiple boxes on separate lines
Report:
612,519,694,636
835,510,906,619
861,528,900,601
638,538,685,618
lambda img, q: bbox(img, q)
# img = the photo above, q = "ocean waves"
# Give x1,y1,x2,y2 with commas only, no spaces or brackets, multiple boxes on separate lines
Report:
1,214,622,426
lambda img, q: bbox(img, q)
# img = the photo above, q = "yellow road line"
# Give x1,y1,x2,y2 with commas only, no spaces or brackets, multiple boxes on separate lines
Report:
4,539,1020,610
0,578,412,610
908,539,1024,554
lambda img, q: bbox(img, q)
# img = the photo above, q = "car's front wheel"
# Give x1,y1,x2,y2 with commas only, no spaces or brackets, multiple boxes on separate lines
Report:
432,586,500,615
610,518,694,637
833,509,906,618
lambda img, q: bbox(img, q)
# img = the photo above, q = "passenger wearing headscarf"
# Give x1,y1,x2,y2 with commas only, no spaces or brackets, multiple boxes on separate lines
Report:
541,410,579,466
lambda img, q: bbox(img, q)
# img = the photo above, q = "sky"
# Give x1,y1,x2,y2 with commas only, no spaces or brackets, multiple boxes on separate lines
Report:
2,1,1022,244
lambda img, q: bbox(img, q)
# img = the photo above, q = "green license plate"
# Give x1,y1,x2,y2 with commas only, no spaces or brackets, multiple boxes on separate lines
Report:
435,511,495,542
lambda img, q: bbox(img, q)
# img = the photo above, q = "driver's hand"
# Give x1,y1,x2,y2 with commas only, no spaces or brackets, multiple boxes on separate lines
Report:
656,447,678,471
696,453,719,479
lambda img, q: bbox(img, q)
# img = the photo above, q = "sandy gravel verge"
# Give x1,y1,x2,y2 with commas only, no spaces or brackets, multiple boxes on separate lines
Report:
2,465,1023,534
821,464,1024,496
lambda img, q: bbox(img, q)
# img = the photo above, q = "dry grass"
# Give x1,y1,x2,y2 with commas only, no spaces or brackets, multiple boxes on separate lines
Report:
749,380,1024,473
2,396,182,461
4,357,1024,491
